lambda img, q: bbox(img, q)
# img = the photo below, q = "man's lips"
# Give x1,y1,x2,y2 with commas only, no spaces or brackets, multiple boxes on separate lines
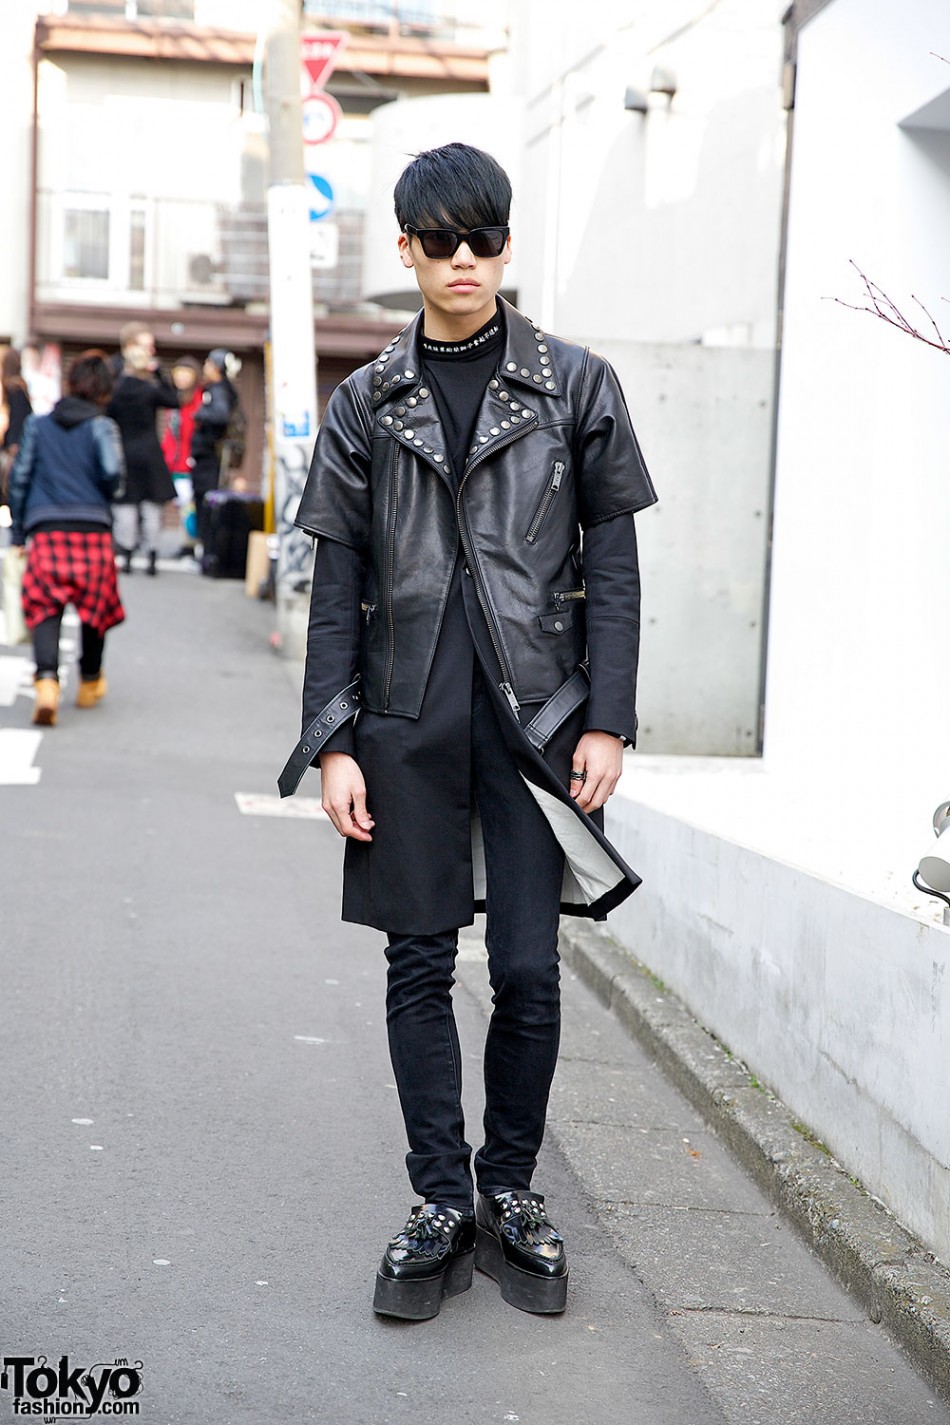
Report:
448,280,479,289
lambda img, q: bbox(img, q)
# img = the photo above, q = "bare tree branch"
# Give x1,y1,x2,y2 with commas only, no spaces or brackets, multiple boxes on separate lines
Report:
832,260,950,356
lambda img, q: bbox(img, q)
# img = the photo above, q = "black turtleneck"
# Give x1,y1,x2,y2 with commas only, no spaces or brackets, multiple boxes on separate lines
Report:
420,310,504,483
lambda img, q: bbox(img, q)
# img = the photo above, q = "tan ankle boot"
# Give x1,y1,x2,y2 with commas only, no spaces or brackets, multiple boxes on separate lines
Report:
76,673,108,709
32,677,60,726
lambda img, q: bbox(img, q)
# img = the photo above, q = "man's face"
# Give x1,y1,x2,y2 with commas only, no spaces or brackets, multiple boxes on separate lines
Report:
397,222,511,335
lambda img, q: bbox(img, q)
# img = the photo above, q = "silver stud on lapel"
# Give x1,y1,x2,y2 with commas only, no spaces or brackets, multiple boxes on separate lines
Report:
404,368,415,379
403,429,414,439
382,415,393,425
395,406,406,416
545,381,556,390
506,361,517,372
490,427,500,436
532,374,542,383
419,387,429,398
434,452,443,462
407,397,417,408
489,379,499,390
520,367,530,377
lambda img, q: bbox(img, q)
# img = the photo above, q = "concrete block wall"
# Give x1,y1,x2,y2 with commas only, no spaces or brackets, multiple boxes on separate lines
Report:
605,791,950,1265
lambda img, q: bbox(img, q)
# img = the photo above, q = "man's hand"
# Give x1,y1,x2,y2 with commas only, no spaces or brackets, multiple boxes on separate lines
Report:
568,731,624,813
319,750,375,841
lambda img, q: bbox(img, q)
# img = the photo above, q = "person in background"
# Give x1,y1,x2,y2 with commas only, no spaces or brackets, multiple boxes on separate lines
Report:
189,348,240,566
161,355,203,558
20,340,59,417
8,349,126,726
107,322,178,575
2,349,34,457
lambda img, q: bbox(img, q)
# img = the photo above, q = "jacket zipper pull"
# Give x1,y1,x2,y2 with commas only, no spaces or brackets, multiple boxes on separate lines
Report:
499,681,521,714
551,460,564,489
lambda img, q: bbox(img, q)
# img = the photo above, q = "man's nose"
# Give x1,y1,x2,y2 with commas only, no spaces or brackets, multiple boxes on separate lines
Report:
451,242,477,266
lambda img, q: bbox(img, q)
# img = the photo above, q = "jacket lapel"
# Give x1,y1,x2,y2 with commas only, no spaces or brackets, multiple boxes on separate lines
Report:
371,298,563,486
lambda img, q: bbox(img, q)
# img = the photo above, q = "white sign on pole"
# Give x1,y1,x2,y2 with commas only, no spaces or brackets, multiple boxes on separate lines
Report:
309,222,339,269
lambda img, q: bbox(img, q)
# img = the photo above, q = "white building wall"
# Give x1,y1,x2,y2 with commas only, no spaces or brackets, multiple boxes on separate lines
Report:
598,0,950,1264
766,0,950,808
0,2,47,342
504,0,787,753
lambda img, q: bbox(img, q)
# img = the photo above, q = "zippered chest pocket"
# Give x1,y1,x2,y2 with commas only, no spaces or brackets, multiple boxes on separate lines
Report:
525,461,566,543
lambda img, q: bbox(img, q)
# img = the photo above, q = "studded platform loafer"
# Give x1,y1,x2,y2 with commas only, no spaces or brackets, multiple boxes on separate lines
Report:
475,1190,568,1314
373,1203,476,1321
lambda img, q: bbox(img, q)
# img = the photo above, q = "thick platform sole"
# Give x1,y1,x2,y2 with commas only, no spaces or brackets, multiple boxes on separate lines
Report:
475,1225,568,1314
373,1248,474,1321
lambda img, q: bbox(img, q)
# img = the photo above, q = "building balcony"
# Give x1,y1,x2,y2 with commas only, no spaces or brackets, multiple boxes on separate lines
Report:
34,189,371,316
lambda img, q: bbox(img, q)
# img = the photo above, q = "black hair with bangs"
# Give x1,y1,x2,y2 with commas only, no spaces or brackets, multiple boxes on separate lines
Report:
394,142,511,232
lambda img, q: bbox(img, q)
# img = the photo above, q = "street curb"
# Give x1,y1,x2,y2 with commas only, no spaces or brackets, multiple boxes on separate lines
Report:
558,919,950,1404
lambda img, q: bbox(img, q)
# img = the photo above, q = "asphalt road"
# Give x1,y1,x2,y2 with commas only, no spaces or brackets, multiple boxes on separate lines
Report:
1,565,945,1425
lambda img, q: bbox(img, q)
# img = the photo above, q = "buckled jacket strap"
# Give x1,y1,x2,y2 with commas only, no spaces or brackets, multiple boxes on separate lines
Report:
523,666,591,753
277,678,361,798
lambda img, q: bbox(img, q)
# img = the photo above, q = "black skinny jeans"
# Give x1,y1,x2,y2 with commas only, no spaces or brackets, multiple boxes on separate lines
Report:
34,614,104,682
384,670,565,1212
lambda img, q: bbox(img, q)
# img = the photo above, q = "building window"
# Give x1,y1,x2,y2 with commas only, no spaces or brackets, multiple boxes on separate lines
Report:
65,0,196,18
63,208,110,281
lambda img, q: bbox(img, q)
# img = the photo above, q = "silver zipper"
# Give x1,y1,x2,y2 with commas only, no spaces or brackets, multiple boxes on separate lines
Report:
552,588,586,605
499,682,521,713
525,461,565,543
382,447,398,708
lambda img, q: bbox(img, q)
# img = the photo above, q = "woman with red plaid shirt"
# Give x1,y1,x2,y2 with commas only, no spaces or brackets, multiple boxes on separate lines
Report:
8,349,126,726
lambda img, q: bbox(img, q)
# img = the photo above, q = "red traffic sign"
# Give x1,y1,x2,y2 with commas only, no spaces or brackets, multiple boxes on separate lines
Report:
301,32,347,94
302,92,342,145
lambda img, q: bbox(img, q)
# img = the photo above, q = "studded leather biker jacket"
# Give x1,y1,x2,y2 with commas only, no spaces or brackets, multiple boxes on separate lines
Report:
294,298,656,719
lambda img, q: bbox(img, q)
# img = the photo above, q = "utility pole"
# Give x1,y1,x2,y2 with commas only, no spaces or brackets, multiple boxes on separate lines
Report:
264,0,317,658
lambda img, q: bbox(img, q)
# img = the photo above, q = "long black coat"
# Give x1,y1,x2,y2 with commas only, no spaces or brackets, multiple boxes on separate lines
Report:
108,372,177,505
282,303,657,933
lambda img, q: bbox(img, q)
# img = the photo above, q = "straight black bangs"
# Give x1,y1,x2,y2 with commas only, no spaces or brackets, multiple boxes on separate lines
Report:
394,142,511,232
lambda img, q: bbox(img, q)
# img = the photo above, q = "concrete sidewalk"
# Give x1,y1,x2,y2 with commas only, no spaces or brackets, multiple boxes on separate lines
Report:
0,565,946,1424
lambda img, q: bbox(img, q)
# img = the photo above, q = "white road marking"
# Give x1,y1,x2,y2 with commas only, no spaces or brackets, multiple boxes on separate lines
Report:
0,654,35,707
293,1035,329,1045
235,791,328,820
0,729,43,785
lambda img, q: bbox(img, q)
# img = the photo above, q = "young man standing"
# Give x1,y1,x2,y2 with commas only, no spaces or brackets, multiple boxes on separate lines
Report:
280,144,656,1320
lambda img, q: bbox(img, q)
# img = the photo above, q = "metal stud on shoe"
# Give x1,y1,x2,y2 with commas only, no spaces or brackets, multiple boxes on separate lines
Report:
474,1191,568,1314
373,1203,476,1321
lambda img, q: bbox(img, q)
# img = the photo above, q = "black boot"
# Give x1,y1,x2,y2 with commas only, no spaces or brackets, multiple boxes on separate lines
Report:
147,550,158,577
118,547,133,574
475,1190,568,1314
373,1203,475,1320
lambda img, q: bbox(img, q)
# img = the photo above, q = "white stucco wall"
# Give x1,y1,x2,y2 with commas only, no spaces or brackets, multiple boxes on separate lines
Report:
0,3,46,342
605,791,950,1264
601,0,950,1264
509,0,786,348
765,0,950,855
502,0,787,754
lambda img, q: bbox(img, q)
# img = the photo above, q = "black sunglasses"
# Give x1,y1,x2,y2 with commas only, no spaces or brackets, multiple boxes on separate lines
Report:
404,224,510,260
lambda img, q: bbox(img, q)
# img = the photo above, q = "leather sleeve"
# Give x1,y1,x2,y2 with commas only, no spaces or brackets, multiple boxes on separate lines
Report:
575,353,657,530
583,512,641,746
7,414,37,546
294,376,373,551
302,535,366,759
92,415,127,499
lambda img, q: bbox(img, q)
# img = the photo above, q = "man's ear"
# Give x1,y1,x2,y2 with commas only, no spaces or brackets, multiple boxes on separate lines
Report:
397,232,414,270
502,235,513,267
